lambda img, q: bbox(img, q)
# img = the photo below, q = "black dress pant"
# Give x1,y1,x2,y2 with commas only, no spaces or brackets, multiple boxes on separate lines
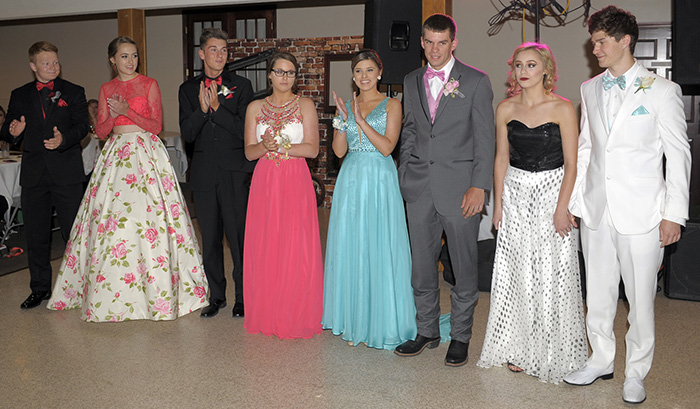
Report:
192,170,250,303
21,171,83,292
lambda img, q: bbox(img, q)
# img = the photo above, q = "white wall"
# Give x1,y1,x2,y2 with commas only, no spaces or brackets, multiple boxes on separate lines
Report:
277,4,364,37
452,0,672,109
0,18,116,113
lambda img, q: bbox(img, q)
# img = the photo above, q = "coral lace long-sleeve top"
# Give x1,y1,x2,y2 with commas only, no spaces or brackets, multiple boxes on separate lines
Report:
96,74,162,139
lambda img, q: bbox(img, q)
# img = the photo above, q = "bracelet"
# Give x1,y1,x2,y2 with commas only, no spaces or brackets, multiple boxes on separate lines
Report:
332,115,348,132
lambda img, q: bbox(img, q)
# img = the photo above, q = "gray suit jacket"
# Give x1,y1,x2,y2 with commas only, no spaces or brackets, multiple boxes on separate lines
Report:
398,60,495,216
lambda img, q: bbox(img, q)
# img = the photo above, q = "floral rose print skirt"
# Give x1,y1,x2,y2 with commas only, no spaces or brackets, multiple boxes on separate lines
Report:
48,131,209,322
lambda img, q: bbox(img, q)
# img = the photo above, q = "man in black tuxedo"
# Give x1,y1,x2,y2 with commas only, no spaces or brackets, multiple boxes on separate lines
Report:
0,41,88,309
178,28,254,318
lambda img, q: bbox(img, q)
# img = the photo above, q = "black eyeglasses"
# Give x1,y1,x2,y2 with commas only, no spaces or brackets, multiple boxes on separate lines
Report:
272,69,297,78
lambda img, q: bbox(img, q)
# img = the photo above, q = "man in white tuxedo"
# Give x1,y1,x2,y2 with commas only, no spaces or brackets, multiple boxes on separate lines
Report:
564,6,691,404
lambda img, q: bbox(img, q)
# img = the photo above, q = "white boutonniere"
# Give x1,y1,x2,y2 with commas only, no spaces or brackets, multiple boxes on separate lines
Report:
218,85,237,99
49,90,62,103
443,78,465,98
633,76,655,94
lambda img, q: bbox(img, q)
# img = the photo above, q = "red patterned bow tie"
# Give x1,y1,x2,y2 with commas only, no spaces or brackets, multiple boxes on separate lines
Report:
425,67,445,82
36,81,54,91
204,76,222,87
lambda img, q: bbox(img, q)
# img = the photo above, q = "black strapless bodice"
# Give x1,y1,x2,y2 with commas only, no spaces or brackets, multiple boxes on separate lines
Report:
507,120,564,172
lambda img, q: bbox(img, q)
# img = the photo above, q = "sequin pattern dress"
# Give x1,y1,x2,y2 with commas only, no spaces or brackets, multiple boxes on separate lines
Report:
243,95,324,339
322,98,416,349
477,120,587,383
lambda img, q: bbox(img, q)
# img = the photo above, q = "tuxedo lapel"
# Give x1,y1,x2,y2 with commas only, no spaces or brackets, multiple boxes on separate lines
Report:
433,67,460,123
594,76,608,134
416,68,431,123
610,65,649,135
44,90,56,121
31,85,45,123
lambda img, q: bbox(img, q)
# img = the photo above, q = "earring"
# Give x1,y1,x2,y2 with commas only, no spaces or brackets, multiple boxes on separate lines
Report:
378,76,382,80
352,77,356,81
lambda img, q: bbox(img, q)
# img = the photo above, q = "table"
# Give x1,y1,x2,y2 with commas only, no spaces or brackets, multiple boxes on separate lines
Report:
0,153,22,244
161,132,188,183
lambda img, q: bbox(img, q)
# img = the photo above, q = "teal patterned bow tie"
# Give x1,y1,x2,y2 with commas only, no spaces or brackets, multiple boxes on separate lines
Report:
603,75,626,91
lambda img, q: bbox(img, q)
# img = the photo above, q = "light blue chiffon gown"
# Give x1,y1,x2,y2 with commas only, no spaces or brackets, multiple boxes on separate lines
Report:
322,98,417,350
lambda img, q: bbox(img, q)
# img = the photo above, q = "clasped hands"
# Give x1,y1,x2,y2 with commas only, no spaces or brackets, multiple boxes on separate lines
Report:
8,115,62,150
261,128,279,152
107,94,129,118
198,81,220,113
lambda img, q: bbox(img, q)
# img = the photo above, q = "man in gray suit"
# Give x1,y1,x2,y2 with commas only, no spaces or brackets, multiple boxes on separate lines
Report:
395,14,494,366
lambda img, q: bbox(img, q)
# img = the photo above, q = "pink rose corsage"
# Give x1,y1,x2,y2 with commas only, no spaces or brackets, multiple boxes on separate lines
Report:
443,78,465,98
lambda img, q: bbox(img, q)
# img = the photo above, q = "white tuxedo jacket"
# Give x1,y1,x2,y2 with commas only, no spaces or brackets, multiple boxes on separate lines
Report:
570,63,691,234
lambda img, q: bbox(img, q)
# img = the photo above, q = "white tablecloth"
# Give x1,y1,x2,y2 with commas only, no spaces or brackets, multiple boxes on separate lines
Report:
0,154,22,225
161,132,188,183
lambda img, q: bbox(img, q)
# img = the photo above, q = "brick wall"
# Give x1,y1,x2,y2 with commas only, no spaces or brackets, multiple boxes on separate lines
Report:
228,36,364,208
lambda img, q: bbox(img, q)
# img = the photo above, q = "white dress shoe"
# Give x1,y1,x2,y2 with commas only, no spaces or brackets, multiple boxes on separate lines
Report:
563,365,614,386
623,378,646,404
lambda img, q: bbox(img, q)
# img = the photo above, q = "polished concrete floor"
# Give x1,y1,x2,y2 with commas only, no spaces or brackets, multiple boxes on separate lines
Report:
1,209,699,408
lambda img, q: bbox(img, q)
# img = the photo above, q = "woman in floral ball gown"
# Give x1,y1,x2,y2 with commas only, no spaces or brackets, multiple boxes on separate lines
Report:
243,51,323,339
48,36,208,321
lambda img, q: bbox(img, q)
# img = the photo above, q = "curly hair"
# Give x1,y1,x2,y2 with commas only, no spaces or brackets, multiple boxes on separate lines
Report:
506,42,557,97
587,5,638,54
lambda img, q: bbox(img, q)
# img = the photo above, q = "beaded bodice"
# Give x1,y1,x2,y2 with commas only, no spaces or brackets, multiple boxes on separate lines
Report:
256,95,303,143
346,98,388,153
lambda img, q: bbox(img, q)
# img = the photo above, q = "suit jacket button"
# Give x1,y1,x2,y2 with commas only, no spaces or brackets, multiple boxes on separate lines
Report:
430,134,435,139
430,160,434,165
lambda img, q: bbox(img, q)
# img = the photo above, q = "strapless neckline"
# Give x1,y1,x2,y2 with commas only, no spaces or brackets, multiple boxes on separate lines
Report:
508,119,558,130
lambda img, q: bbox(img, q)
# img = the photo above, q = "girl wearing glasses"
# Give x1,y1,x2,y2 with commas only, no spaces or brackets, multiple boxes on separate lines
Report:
243,51,323,339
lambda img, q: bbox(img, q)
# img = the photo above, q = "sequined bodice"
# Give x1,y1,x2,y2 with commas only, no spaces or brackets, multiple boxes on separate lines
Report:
507,120,564,172
346,98,388,152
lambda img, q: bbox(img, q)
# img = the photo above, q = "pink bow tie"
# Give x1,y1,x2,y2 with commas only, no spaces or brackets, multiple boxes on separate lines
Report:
425,67,445,81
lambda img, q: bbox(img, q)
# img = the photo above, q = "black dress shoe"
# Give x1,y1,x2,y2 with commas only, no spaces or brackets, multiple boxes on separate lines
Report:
394,334,441,356
20,291,51,309
200,299,226,317
445,340,469,367
232,302,244,317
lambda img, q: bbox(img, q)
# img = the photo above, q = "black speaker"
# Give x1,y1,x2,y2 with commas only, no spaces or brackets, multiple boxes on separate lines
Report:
672,0,700,87
664,221,700,301
364,0,423,85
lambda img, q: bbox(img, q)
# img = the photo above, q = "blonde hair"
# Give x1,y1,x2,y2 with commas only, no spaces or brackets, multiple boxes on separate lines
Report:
507,42,557,97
